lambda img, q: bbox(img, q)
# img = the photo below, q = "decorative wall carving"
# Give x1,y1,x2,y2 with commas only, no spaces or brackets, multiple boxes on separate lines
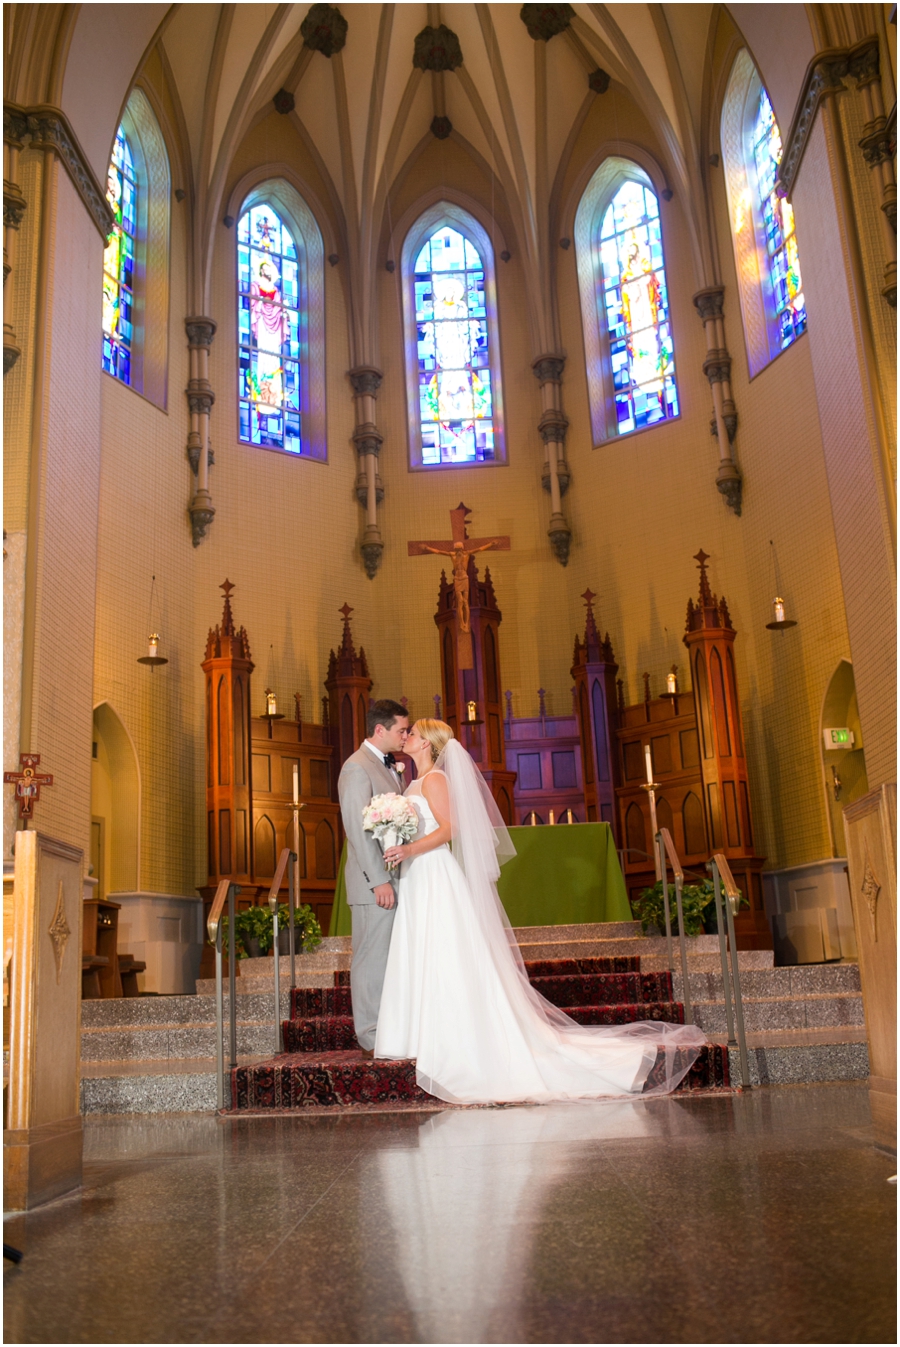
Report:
4,103,113,239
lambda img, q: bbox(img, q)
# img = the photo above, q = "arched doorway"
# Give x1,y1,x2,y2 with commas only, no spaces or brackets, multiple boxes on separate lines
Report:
91,702,140,897
819,661,868,858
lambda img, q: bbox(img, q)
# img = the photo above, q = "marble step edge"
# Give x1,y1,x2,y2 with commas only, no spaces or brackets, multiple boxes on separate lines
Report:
724,1039,869,1085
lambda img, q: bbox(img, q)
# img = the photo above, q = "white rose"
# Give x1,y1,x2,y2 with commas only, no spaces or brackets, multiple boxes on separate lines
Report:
395,761,405,774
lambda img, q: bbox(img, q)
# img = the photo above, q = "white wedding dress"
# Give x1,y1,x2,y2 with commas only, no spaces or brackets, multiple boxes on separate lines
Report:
374,748,707,1105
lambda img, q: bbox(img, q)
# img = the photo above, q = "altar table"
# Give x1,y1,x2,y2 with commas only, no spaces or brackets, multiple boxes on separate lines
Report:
328,822,631,937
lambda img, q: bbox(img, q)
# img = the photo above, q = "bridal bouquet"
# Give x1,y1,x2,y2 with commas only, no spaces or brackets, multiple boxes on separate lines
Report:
362,793,418,870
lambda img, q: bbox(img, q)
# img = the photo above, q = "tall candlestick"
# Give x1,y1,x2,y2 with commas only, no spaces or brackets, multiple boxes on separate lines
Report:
292,762,299,806
644,743,653,784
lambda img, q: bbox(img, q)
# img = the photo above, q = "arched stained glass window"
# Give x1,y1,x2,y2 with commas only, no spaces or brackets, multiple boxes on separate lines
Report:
599,180,678,436
238,204,302,454
722,53,808,376
102,127,136,384
750,89,806,350
413,226,495,465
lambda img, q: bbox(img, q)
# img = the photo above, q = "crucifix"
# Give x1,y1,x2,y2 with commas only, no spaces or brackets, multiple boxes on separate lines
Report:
408,503,510,669
4,753,54,824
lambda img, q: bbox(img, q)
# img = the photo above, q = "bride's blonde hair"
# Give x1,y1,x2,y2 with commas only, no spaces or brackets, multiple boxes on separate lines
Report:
414,718,454,764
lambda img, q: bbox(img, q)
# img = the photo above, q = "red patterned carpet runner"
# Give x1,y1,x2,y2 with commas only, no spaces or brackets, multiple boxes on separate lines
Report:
230,956,730,1111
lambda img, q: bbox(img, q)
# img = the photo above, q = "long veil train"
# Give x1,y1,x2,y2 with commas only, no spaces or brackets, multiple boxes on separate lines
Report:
420,737,708,1101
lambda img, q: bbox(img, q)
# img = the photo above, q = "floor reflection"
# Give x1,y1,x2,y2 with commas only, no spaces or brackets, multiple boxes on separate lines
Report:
370,1101,688,1343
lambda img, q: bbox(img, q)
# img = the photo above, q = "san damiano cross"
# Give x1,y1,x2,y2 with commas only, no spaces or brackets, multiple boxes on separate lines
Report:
408,503,510,670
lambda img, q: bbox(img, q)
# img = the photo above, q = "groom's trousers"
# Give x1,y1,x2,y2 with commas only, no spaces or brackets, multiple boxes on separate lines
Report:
349,902,395,1050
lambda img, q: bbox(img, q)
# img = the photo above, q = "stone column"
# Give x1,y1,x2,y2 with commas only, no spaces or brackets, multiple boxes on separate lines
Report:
186,317,216,546
3,109,28,376
693,288,741,515
349,366,384,578
532,354,571,565
851,44,897,308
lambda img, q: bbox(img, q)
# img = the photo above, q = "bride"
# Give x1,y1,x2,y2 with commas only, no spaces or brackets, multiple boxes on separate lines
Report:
374,719,708,1104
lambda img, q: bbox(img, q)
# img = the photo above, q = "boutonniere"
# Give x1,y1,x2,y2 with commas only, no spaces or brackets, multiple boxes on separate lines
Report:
395,761,405,775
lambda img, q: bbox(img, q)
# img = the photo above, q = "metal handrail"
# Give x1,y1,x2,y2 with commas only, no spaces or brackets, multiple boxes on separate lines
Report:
655,828,693,1024
207,879,237,1110
267,849,292,1053
710,853,751,1088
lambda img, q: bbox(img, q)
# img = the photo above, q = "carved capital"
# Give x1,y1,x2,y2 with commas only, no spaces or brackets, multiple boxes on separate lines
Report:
190,490,215,547
348,365,383,396
882,191,897,234
520,4,574,41
3,181,27,230
538,409,568,443
532,353,565,384
776,39,879,198
187,434,215,475
716,461,742,516
353,423,383,457
703,355,732,385
187,380,215,415
692,287,725,322
413,24,462,72
3,107,28,149
859,126,893,165
185,316,217,348
541,459,570,496
22,105,113,238
355,468,384,506
4,323,22,375
847,41,880,87
301,3,348,57
548,514,571,566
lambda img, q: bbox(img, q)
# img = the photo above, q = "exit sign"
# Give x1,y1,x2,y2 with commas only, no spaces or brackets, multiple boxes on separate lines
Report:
823,727,855,750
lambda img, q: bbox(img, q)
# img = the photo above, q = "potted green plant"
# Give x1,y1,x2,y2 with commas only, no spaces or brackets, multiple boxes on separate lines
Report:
235,904,274,959
630,878,745,937
276,903,323,955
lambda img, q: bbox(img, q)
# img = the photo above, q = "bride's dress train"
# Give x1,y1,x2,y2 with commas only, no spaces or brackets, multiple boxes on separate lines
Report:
375,756,707,1105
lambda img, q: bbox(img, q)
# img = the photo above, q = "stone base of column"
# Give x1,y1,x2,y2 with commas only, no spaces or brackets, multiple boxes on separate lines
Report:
715,460,743,516
189,489,215,546
548,513,571,566
361,525,384,579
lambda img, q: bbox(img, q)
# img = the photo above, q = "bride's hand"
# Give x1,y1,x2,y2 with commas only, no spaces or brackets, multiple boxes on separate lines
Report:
384,842,414,866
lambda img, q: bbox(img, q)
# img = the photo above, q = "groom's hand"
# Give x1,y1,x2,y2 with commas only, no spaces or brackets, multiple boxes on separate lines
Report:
374,883,395,909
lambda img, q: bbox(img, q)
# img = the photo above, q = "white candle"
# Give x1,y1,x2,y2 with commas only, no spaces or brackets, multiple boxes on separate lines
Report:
549,809,556,826
266,690,277,716
467,701,477,723
666,671,677,695
293,763,299,806
644,744,653,783
148,633,159,659
773,597,785,624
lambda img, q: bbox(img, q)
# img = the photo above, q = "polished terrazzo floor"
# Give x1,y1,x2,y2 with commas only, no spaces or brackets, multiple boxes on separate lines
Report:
4,1083,896,1344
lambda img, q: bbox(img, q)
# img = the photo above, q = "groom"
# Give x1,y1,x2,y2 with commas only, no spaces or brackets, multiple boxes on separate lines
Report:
338,699,411,1055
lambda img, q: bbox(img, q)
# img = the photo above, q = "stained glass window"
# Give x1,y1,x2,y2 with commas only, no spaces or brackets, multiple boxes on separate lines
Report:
238,205,301,454
102,127,136,383
414,226,494,465
751,89,807,350
599,181,678,436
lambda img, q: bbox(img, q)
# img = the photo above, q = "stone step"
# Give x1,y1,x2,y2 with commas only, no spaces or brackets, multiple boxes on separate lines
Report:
511,921,643,942
516,938,774,966
716,1028,869,1086
81,1020,284,1062
195,948,351,995
672,963,860,1002
690,993,864,1035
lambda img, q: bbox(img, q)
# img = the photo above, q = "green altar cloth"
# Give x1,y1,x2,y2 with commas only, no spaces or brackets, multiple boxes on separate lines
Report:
328,822,630,936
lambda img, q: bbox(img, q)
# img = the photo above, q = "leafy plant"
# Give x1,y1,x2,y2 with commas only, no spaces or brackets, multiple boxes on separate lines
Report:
630,879,745,937
277,903,322,953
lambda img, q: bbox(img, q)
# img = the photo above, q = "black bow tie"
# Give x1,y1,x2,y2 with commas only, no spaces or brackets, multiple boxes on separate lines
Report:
383,753,397,768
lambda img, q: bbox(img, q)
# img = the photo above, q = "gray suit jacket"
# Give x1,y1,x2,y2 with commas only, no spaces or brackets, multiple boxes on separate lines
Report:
338,745,407,905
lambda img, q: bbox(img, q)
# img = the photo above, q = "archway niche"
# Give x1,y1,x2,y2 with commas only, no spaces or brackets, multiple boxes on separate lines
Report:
91,702,140,897
819,660,869,858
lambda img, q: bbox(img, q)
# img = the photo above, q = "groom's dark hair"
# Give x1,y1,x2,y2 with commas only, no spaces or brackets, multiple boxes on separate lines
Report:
367,699,408,737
